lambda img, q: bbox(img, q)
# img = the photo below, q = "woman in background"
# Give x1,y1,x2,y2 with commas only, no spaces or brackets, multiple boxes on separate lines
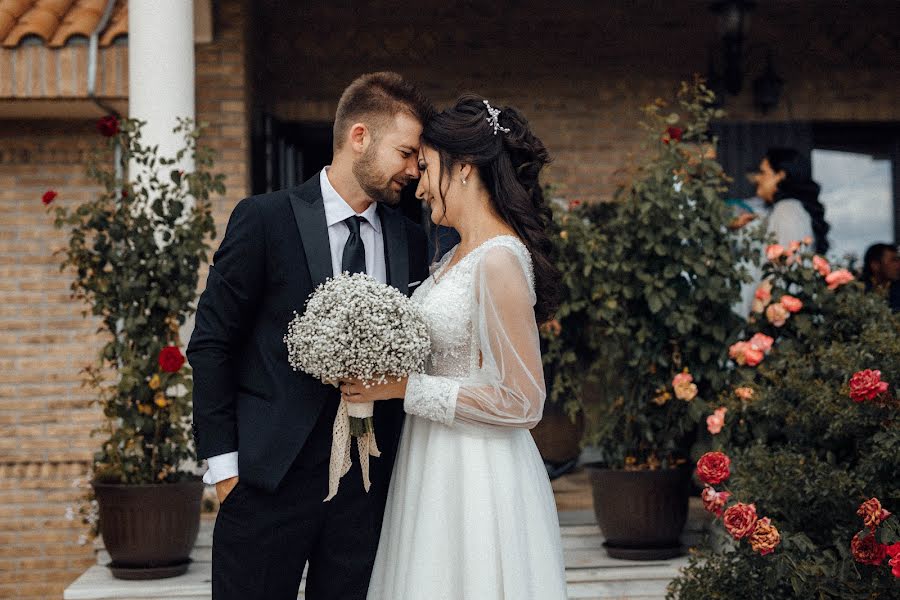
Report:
735,147,831,316
754,147,830,254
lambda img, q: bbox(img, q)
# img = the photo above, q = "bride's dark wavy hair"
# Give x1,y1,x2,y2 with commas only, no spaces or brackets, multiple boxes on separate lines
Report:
765,147,831,255
422,94,560,323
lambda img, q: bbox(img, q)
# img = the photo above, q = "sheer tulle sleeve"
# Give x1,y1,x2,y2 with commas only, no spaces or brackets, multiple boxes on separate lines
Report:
404,244,546,428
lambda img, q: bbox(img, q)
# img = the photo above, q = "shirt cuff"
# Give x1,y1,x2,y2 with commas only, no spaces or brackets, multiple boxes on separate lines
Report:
202,451,239,484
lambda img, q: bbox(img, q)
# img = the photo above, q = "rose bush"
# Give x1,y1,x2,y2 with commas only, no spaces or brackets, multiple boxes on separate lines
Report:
50,115,223,539
541,78,761,470
669,242,900,599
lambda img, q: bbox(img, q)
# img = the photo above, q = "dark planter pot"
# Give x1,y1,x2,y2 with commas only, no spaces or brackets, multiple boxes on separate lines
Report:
531,402,584,464
586,463,691,560
92,480,204,580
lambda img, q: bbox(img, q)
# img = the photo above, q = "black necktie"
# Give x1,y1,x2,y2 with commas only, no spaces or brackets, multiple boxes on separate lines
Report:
341,215,367,274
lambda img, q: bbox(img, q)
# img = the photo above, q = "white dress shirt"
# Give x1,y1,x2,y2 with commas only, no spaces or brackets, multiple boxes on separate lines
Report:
202,167,387,485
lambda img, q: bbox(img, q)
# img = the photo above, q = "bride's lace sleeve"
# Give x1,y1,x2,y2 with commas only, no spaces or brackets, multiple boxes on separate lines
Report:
405,244,546,428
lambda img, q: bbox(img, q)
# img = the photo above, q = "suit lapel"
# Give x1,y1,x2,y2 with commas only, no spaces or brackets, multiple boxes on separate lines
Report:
289,174,333,289
379,204,409,295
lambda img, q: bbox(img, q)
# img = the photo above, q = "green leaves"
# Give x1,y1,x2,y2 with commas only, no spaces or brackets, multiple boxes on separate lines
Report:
545,78,762,468
49,117,222,485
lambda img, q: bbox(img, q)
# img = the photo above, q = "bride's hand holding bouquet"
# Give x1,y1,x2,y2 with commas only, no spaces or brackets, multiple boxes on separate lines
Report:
284,272,429,500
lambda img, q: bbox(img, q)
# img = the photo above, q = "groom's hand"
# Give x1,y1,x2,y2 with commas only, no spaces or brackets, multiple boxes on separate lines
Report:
216,476,239,503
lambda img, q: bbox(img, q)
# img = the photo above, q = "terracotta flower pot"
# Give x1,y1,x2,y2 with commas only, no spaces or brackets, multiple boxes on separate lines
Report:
586,463,691,560
92,480,204,580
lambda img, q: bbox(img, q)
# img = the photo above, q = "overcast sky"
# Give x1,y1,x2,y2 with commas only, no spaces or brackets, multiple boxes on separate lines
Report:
811,149,894,263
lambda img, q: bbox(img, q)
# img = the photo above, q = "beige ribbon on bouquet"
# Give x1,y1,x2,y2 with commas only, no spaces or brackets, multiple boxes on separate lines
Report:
324,399,381,502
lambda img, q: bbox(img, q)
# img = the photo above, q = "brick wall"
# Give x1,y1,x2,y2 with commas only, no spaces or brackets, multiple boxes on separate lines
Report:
0,119,104,599
255,0,899,201
0,0,250,597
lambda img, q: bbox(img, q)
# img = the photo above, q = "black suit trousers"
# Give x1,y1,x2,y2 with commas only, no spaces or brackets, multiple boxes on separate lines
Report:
211,432,393,600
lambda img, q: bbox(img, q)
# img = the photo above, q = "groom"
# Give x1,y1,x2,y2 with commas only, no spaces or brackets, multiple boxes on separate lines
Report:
188,72,431,600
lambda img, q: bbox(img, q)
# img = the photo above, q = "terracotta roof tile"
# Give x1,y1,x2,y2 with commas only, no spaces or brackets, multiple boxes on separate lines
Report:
1,0,125,49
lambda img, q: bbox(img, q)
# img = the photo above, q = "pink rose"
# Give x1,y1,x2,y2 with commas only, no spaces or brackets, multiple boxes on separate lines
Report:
752,281,772,313
765,302,790,327
672,371,698,401
735,387,754,401
701,486,731,517
788,240,802,253
706,407,728,434
802,236,813,246
849,370,890,403
696,451,731,485
765,244,785,261
749,517,781,556
857,497,892,530
729,341,765,367
744,347,764,366
672,371,692,387
729,341,749,365
749,333,774,353
851,532,887,566
826,269,854,290
723,503,758,540
779,295,803,313
812,255,831,277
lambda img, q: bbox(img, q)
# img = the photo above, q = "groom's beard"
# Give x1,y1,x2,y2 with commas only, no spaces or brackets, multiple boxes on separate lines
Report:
353,145,407,206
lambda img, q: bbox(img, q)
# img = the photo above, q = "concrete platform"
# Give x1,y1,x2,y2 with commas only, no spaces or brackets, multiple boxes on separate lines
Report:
65,511,699,600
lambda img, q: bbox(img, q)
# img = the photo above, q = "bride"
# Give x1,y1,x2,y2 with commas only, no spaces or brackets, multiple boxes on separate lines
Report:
340,95,568,599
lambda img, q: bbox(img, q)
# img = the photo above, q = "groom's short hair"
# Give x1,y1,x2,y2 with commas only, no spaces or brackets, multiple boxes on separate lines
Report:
333,72,431,152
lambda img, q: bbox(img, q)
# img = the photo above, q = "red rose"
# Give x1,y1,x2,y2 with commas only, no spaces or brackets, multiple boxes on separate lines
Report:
701,486,731,517
663,126,683,144
42,190,57,205
696,451,731,485
158,346,185,373
96,115,120,137
723,502,758,540
851,532,886,566
887,543,900,578
568,199,581,210
857,497,891,530
849,369,889,403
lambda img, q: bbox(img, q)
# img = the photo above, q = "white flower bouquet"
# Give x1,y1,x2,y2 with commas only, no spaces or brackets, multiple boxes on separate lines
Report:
284,272,430,500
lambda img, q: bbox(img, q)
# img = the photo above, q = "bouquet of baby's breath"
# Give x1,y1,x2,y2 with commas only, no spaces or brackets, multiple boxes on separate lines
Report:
284,272,430,499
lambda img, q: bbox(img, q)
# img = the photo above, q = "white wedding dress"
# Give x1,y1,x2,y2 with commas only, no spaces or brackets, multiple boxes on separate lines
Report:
367,236,568,600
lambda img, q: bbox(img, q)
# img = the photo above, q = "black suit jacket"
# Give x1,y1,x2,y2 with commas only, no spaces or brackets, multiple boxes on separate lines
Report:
188,173,429,492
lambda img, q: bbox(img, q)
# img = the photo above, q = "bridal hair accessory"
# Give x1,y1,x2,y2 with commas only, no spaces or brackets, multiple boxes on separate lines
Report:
483,100,510,135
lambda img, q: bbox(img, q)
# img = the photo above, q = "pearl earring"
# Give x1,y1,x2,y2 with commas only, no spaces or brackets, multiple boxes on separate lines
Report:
462,178,467,185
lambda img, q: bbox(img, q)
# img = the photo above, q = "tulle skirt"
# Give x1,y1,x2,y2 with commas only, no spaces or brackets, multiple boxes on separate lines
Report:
367,416,568,600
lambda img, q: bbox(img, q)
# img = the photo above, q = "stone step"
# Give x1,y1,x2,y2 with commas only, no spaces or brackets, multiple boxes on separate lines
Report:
68,515,692,600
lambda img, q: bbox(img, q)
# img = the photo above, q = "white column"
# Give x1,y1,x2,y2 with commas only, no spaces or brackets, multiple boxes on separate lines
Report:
127,1,197,351
128,0,195,171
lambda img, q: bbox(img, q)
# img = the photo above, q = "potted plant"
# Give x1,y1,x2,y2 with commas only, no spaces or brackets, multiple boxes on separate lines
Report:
50,115,223,579
670,244,900,598
575,78,759,559
533,196,609,469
